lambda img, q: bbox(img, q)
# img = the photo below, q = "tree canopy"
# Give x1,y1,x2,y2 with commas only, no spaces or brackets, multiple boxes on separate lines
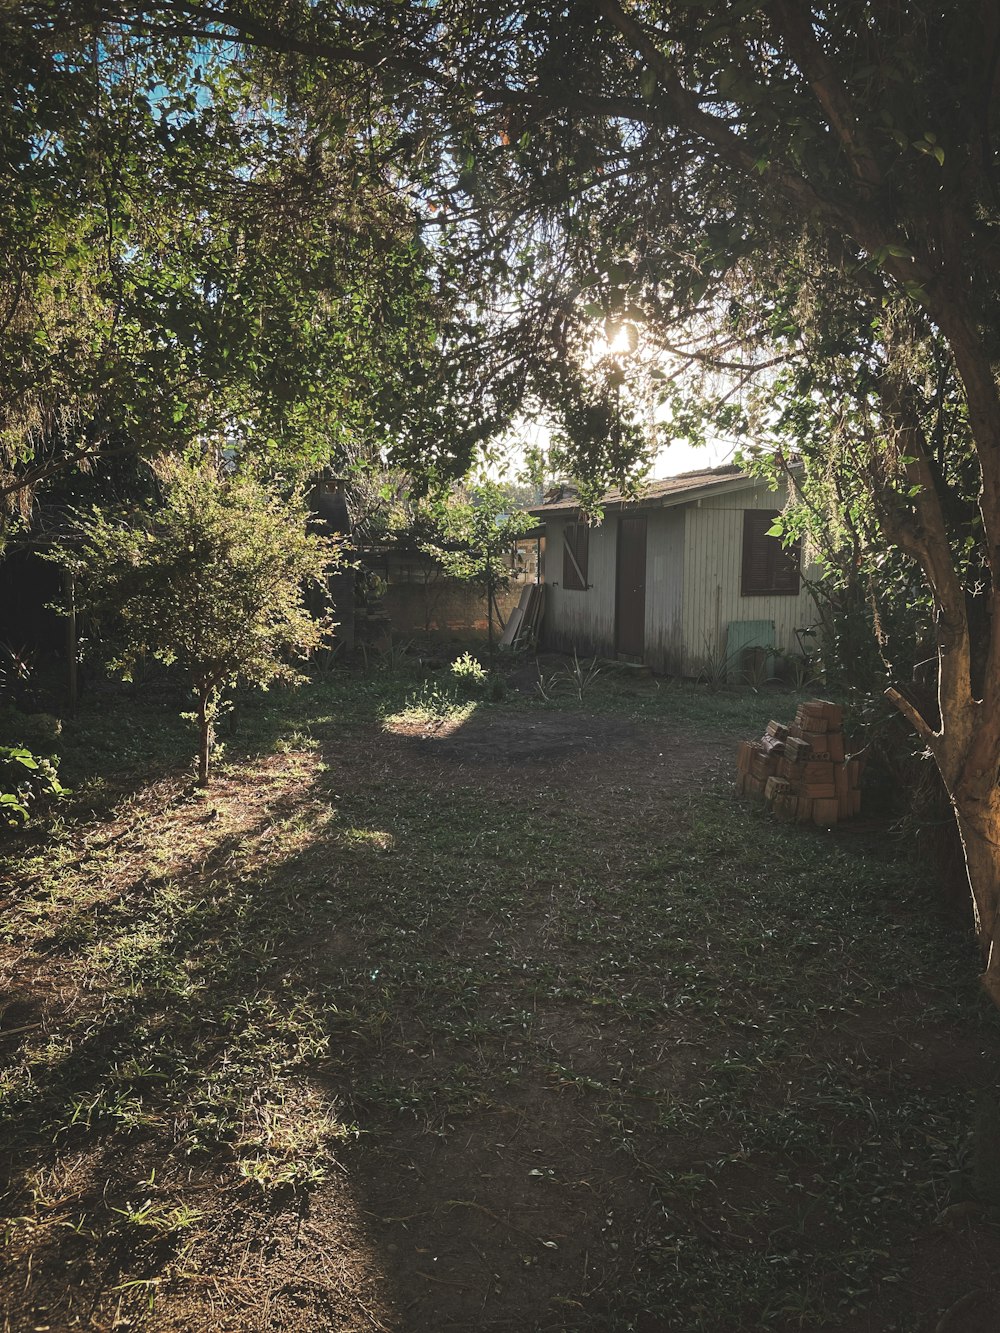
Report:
12,0,1000,996
1,3,479,516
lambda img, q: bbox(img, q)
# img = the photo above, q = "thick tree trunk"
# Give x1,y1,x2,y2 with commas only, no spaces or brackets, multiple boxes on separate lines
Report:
950,784,1000,1002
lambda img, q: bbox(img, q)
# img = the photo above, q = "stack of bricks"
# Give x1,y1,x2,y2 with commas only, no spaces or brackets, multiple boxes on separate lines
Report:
735,700,862,826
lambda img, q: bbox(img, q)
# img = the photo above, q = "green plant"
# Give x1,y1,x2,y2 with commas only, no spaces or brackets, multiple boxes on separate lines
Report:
357,571,388,608
111,1199,203,1239
54,461,342,786
388,679,474,725
740,646,780,693
534,651,602,703
535,664,563,702
486,671,507,702
361,634,416,676
450,651,487,693
697,637,737,692
0,746,67,826
562,649,602,702
783,653,823,692
418,478,533,662
0,642,39,709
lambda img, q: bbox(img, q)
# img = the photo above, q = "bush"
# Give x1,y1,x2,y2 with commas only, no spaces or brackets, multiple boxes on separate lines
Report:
0,746,66,827
486,671,507,702
55,461,343,786
450,651,487,693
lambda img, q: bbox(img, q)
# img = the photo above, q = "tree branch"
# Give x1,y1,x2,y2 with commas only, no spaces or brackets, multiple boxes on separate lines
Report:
768,0,884,193
885,685,936,743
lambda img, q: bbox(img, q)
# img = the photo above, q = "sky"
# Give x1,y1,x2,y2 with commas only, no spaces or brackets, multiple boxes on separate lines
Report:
651,435,736,477
500,417,738,490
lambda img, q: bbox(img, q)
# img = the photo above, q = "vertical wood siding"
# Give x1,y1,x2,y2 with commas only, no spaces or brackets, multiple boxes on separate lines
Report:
680,482,817,675
540,515,619,656
644,507,686,674
539,481,817,674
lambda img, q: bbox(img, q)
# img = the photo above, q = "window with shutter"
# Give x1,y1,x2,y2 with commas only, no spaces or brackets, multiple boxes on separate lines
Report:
562,523,589,590
741,510,800,596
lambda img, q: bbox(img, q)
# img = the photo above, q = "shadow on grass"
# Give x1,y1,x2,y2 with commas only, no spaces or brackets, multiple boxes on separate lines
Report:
4,687,1000,1331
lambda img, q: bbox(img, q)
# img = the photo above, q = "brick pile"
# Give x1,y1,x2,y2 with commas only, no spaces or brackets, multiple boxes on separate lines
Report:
735,700,862,826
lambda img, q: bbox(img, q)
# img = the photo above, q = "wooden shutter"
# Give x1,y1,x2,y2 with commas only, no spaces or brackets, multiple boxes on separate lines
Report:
741,510,800,596
562,523,589,590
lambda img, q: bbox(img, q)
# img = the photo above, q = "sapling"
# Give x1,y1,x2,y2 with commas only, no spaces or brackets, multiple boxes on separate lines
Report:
57,460,342,786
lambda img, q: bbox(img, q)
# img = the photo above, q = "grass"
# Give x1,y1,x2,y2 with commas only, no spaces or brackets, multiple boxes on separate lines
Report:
1,658,999,1330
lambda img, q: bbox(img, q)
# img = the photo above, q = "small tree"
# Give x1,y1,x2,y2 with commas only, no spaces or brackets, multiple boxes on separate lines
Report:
419,480,532,661
59,462,342,786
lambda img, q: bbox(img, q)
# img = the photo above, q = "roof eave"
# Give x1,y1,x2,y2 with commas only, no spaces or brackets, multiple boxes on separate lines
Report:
530,469,791,518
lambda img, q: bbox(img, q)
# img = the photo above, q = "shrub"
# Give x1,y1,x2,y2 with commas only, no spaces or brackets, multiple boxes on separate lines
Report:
450,652,487,692
55,461,343,786
0,746,66,827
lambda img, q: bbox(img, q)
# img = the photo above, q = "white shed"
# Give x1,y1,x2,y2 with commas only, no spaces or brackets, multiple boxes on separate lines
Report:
531,466,819,677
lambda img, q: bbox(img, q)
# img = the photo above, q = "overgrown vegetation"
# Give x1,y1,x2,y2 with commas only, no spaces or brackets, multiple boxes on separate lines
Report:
414,478,532,659
2,664,998,1330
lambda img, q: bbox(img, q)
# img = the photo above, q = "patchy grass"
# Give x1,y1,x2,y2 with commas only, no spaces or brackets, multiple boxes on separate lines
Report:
1,663,999,1331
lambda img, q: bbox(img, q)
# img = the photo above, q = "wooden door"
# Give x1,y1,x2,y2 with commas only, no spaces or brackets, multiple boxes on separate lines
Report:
615,515,647,658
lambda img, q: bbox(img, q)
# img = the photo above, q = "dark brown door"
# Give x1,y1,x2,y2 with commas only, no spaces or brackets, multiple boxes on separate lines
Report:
615,515,647,658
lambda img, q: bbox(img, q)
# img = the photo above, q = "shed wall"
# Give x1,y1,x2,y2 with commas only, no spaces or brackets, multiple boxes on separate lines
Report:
644,506,686,674
680,481,817,675
539,480,818,675
540,514,618,657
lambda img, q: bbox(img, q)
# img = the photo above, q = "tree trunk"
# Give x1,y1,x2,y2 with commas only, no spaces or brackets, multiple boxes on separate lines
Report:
949,783,1000,1002
486,566,496,667
197,688,213,788
63,567,78,716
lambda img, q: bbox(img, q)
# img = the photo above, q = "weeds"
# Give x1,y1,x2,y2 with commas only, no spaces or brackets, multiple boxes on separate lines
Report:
111,1199,203,1239
563,649,603,701
534,649,602,702
450,650,486,689
696,636,737,691
360,633,414,674
784,651,823,691
740,644,780,691
385,678,476,725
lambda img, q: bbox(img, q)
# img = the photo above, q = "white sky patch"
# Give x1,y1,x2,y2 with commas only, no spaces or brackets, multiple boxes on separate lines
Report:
484,314,749,488
651,435,736,476
489,417,737,488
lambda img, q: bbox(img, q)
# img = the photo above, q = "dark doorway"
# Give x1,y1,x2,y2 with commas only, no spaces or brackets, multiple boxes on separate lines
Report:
615,514,647,658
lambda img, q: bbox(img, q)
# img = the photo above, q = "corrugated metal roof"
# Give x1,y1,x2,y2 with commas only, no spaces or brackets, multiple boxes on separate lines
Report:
530,465,757,515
